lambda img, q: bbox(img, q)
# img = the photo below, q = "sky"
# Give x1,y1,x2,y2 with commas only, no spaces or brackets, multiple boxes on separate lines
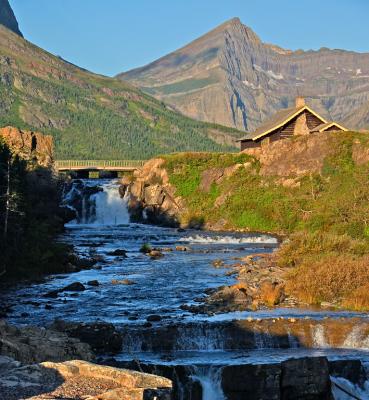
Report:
10,0,369,77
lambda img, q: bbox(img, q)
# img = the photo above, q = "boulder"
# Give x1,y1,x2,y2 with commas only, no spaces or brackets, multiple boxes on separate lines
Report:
108,249,128,257
43,281,86,298
50,320,123,354
149,250,164,259
62,282,86,292
87,280,100,287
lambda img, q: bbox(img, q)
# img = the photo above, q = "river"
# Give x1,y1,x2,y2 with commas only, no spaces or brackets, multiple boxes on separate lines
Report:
4,179,369,399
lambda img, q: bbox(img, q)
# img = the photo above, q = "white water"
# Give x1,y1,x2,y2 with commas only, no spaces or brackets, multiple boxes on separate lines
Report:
182,233,278,244
90,181,129,225
191,366,225,400
64,179,130,225
312,325,330,348
331,376,369,399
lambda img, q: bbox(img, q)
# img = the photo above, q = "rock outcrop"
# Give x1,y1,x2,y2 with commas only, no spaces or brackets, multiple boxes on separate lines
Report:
0,126,54,167
0,319,94,364
0,0,22,37
120,17,369,132
127,158,184,226
243,132,335,176
0,356,172,400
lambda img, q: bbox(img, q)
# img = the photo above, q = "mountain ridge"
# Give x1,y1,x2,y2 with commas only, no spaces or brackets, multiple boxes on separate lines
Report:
0,24,244,159
119,18,369,132
0,0,22,37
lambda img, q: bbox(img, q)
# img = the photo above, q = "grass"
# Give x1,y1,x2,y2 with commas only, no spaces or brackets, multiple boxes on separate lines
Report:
159,132,369,309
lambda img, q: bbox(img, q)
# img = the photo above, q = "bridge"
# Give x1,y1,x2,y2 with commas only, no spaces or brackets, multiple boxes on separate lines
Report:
55,160,146,171
54,160,146,177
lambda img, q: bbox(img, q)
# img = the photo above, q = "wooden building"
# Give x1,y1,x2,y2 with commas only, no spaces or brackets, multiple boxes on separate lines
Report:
238,97,348,151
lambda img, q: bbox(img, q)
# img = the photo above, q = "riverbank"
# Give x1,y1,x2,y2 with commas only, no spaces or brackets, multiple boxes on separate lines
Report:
126,131,369,310
3,178,369,399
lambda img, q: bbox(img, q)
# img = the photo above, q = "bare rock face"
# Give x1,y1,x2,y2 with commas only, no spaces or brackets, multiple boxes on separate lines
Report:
119,17,369,132
0,0,23,37
244,133,335,176
221,357,333,400
127,158,184,226
0,126,54,167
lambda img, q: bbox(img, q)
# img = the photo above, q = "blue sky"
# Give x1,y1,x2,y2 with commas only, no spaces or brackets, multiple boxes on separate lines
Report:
10,0,369,77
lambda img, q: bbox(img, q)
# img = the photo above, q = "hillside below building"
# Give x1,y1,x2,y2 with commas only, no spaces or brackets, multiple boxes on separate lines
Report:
238,97,347,150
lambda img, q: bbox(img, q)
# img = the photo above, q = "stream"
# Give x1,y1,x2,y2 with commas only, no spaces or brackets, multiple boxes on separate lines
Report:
4,179,369,399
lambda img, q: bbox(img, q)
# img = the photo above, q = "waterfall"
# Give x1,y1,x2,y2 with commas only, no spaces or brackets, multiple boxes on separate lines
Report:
191,366,225,400
90,181,129,225
63,179,129,225
312,325,329,348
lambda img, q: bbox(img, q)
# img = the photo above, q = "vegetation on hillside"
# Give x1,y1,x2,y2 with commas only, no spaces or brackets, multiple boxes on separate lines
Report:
161,132,369,309
0,26,243,160
0,139,67,279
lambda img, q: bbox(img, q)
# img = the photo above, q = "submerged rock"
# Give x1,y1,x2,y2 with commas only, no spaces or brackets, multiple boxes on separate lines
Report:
87,280,100,287
107,249,128,257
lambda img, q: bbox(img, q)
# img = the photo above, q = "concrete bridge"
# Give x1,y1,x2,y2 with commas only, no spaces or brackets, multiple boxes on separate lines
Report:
55,160,146,177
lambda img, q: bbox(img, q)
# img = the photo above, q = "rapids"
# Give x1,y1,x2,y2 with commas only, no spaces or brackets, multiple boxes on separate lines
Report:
4,179,369,399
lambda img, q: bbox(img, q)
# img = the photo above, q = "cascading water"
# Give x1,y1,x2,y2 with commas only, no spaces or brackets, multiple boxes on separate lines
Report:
191,366,225,400
5,177,369,399
63,179,129,225
89,181,129,225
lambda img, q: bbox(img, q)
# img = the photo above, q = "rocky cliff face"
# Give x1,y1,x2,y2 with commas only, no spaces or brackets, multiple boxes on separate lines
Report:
0,0,22,37
0,126,53,167
119,17,369,132
127,158,184,227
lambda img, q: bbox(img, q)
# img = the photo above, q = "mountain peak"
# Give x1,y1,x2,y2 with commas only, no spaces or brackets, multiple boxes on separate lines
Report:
223,17,242,26
0,0,23,37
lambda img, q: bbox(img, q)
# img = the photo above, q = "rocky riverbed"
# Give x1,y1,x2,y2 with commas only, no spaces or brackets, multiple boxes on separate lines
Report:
3,178,369,400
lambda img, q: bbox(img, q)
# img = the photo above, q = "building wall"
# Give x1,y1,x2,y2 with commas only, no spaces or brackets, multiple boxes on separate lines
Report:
240,140,261,151
240,110,329,151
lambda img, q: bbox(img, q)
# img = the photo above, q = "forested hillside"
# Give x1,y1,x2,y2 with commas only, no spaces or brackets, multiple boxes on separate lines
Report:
0,26,243,159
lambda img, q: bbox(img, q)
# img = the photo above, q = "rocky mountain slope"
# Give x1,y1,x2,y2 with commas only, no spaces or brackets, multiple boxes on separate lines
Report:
0,25,244,160
0,0,22,37
119,18,369,132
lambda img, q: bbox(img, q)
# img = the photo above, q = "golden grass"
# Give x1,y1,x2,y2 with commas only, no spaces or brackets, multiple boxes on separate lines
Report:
286,254,369,307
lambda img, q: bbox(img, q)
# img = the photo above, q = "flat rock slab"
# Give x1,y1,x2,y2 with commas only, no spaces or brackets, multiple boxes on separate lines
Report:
0,357,172,400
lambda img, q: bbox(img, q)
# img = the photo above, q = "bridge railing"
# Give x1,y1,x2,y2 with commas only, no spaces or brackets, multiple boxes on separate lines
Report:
55,160,146,170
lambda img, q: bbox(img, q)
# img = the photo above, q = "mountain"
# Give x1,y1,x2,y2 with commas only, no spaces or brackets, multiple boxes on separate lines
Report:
119,18,369,132
0,25,244,159
0,0,22,37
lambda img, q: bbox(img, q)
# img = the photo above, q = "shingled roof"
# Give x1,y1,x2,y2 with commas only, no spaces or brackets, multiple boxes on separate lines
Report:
237,103,328,142
311,122,348,133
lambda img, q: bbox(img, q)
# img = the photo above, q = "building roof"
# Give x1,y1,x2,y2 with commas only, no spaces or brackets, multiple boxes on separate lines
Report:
310,122,348,133
237,104,328,142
